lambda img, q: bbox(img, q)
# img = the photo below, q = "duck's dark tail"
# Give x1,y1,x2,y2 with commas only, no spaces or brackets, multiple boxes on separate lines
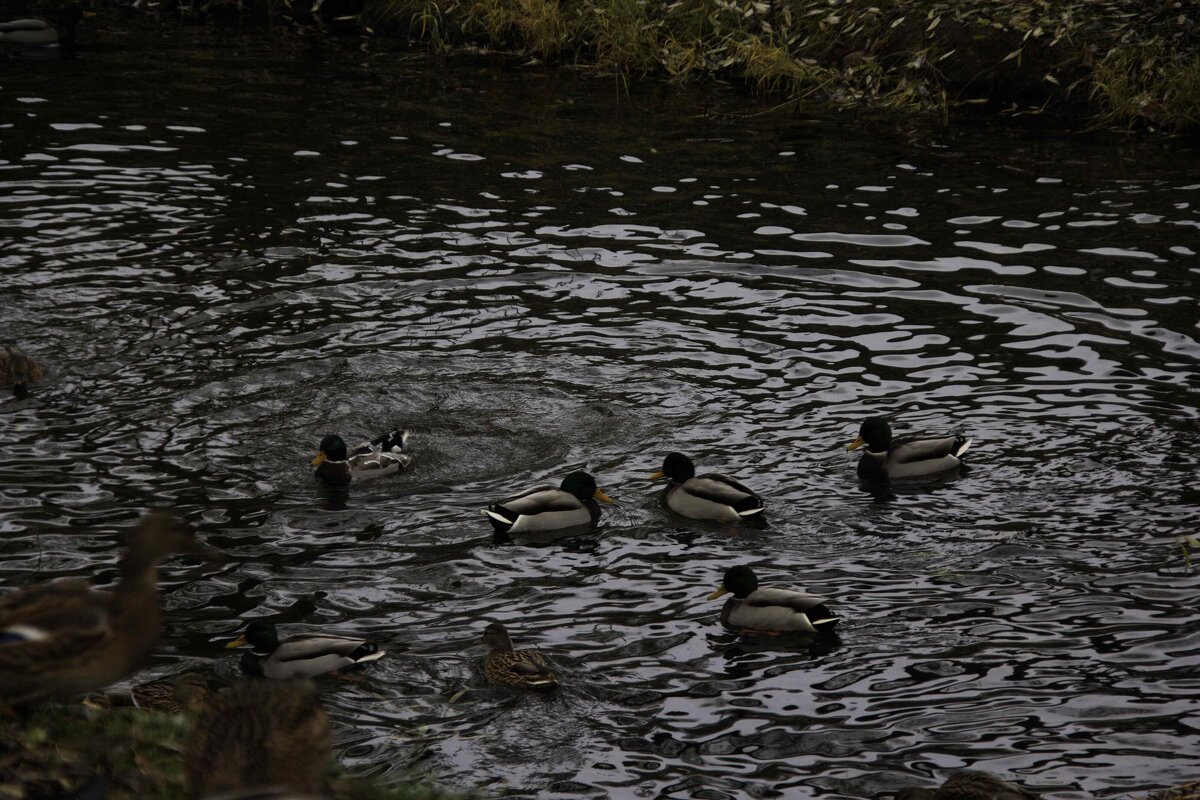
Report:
952,434,972,458
371,428,410,452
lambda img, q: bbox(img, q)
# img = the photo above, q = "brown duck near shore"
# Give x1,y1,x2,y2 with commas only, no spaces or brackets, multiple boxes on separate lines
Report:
184,679,332,799
896,770,1037,800
0,343,44,394
0,510,220,708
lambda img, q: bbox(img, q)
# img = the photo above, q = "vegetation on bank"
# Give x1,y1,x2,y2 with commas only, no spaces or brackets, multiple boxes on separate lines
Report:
3,0,1194,129
204,0,1194,130
0,704,471,800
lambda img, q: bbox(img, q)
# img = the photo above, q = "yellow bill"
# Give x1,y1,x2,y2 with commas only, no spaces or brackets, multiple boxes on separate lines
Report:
649,470,665,480
847,436,865,451
707,587,729,601
310,451,327,466
225,634,248,649
593,488,614,503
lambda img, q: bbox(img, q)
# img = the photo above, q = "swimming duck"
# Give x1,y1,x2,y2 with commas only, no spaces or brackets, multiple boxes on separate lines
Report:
0,510,220,707
1,343,45,394
707,565,838,635
895,770,1037,800
650,452,764,522
0,6,85,53
848,417,971,481
310,428,412,487
483,471,613,533
481,622,557,691
89,671,211,713
184,679,332,798
226,620,385,680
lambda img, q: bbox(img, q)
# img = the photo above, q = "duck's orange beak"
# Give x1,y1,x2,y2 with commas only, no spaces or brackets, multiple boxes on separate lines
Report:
649,470,665,480
593,488,614,503
310,451,327,466
225,634,248,649
707,587,729,601
847,436,865,451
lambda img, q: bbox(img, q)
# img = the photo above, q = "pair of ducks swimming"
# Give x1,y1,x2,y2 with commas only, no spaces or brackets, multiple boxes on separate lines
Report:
310,418,972,533
223,561,837,695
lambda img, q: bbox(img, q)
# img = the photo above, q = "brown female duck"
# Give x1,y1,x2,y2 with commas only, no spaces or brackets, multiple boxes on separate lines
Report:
0,510,220,707
0,343,45,395
481,622,557,691
184,679,331,799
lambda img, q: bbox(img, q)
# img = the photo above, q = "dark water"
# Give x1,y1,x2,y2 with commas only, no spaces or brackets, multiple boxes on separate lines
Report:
2,25,1199,800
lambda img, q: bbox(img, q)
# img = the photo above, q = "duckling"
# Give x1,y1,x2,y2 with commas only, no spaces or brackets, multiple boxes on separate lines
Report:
226,620,384,680
0,510,220,707
484,471,613,533
650,452,764,522
310,428,412,487
707,565,838,635
848,417,971,481
184,679,331,799
481,622,557,691
0,6,85,53
0,342,45,394
895,770,1037,800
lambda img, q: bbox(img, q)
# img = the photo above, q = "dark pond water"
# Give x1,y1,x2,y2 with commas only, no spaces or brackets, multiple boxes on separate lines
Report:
2,24,1199,800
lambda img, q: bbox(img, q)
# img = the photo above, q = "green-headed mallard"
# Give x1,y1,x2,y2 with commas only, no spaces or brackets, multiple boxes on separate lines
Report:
1,343,45,395
310,428,413,487
483,471,613,533
649,452,764,522
226,620,384,680
184,679,331,799
481,622,557,691
0,6,85,53
895,770,1037,800
0,510,220,707
707,565,838,635
848,417,971,481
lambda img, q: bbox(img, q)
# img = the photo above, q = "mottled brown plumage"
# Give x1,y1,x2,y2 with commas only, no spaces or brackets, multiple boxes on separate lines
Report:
88,671,211,713
184,679,332,799
1145,782,1200,800
0,342,44,393
896,770,1037,800
481,622,557,691
0,510,220,707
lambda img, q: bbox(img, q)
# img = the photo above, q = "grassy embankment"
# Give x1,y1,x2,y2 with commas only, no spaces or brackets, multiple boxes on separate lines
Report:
261,0,1196,130
0,703,469,800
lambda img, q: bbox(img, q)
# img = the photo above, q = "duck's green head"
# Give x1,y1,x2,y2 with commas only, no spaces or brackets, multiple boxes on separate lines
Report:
848,417,892,452
560,471,613,504
312,434,348,465
649,452,695,483
226,620,279,652
708,565,758,600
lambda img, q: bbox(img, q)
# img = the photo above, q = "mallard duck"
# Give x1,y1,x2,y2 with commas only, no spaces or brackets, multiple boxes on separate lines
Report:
895,770,1037,800
848,417,971,481
481,622,557,691
184,679,331,799
483,470,613,533
1146,781,1200,800
89,671,211,713
226,620,384,679
649,452,764,522
0,510,220,707
0,6,85,53
1,342,45,394
707,565,838,635
310,428,413,487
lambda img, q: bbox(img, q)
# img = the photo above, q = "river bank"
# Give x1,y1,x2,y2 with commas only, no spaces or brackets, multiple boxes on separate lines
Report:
7,0,1196,131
